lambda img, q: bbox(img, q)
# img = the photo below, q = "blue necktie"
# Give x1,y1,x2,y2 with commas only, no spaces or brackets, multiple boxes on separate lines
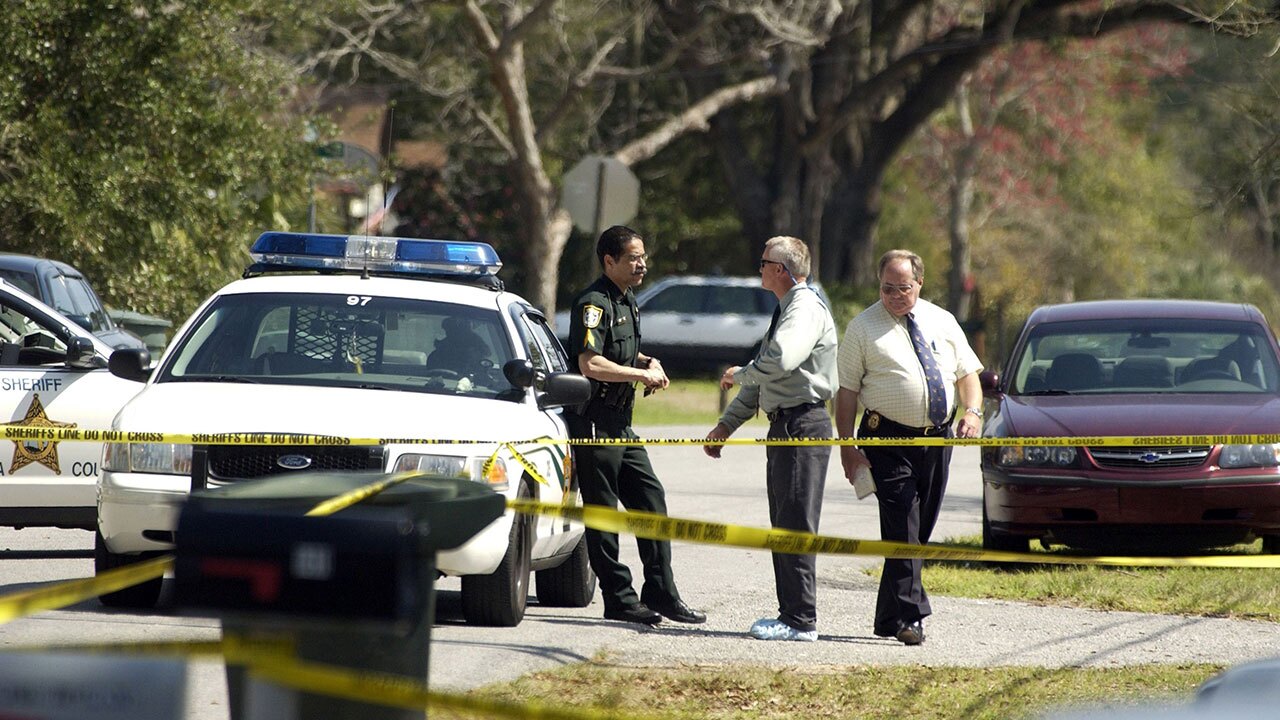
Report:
907,313,948,426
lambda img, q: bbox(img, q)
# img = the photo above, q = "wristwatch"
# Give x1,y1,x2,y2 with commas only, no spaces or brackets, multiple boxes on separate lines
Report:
964,407,984,419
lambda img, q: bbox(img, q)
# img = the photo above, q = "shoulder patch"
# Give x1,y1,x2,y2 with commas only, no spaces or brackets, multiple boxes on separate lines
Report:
582,305,604,329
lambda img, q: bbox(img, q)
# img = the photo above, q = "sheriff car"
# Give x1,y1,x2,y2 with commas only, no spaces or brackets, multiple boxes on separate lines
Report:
0,278,144,529
97,232,595,626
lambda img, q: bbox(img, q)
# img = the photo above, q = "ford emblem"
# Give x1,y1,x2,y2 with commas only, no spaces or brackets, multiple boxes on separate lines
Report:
1138,452,1162,464
277,454,313,470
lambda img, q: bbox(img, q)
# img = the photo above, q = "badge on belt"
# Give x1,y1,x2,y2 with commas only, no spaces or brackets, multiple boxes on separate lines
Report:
867,411,880,430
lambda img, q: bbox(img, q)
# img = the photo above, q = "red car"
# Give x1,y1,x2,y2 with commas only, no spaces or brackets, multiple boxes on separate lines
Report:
980,300,1280,554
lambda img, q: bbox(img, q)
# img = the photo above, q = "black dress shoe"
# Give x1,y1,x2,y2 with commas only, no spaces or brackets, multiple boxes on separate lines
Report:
603,603,662,625
895,620,925,645
649,599,707,624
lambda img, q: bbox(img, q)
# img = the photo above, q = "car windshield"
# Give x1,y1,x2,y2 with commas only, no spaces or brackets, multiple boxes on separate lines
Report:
158,293,517,399
1009,318,1280,395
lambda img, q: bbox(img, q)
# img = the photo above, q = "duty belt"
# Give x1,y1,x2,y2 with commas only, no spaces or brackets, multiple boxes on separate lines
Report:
863,410,952,437
765,401,827,424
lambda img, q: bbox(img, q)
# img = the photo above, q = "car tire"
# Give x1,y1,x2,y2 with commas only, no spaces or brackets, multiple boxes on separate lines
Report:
982,502,1029,561
1262,535,1280,554
535,535,596,608
461,492,533,627
95,531,163,609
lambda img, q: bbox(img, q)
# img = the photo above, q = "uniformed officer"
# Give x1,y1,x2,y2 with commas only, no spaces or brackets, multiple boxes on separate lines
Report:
565,225,706,626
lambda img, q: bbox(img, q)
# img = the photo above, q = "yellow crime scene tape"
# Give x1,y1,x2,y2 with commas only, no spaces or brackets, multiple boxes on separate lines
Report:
507,499,1280,569
6,425,1280,448
2,434,1279,718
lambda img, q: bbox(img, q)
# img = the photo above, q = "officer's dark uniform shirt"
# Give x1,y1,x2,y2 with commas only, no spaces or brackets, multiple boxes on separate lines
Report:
567,275,640,421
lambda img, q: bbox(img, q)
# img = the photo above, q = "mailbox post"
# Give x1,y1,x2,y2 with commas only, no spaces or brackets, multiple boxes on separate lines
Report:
172,472,506,720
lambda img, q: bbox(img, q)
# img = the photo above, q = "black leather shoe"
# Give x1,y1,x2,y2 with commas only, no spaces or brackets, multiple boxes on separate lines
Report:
895,620,925,645
650,599,707,624
603,603,662,625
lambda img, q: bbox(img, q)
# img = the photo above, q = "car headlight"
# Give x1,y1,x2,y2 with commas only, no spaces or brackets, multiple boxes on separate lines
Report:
393,453,509,490
1219,444,1280,469
997,445,1078,468
103,443,193,475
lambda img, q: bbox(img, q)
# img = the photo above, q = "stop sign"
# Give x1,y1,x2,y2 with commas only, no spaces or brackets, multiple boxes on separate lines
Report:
560,155,640,234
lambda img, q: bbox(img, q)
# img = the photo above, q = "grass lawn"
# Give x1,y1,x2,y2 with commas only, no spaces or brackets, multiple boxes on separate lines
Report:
433,663,1220,720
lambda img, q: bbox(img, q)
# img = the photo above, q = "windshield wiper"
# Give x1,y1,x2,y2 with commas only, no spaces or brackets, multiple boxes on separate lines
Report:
167,375,261,384
1021,389,1073,396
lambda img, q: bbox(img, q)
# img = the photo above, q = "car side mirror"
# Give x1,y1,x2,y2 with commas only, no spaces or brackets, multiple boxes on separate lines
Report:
65,336,99,368
538,372,591,409
502,359,536,388
979,370,1001,395
108,347,152,383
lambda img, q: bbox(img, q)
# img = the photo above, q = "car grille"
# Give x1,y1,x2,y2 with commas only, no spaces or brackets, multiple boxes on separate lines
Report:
204,445,385,481
1087,446,1210,470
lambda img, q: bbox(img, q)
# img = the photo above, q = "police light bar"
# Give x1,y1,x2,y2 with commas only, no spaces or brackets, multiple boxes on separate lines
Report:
250,232,502,277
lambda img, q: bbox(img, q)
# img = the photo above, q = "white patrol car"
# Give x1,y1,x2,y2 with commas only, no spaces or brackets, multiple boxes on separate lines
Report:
0,279,144,529
97,233,595,626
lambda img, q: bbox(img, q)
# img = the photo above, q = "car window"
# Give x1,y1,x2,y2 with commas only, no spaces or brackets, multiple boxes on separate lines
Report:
1011,318,1280,394
160,293,517,399
704,286,770,315
642,285,705,313
0,300,69,367
755,288,779,313
515,311,569,379
58,274,113,333
0,270,38,298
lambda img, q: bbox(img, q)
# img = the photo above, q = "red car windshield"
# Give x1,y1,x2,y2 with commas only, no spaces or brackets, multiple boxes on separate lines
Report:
1010,319,1280,395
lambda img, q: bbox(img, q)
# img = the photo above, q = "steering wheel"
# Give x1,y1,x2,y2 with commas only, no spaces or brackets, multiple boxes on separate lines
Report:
423,368,459,380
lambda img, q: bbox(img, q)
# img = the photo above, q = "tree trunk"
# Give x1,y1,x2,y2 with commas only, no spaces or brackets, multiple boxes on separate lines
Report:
948,81,978,320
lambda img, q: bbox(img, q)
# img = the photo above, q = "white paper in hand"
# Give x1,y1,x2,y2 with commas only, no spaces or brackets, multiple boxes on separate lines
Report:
853,465,876,500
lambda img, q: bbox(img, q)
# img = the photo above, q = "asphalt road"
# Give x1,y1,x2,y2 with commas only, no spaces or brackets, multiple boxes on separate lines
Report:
2,425,1279,718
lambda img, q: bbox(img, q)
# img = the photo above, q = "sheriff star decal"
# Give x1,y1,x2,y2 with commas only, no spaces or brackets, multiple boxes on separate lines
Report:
1,394,75,474
582,305,603,329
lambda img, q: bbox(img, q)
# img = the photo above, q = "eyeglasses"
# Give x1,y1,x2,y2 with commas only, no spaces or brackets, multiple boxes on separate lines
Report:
880,282,916,296
759,259,784,271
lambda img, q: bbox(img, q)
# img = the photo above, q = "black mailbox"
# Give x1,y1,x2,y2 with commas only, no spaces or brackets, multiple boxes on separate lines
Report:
172,471,507,720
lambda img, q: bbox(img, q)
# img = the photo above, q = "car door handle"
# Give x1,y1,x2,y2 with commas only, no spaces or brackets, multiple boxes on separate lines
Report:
679,318,694,324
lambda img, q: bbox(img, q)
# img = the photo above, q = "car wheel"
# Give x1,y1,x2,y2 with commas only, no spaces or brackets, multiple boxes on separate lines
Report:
535,535,597,608
95,531,163,609
1262,535,1280,554
461,491,533,627
982,502,1029,559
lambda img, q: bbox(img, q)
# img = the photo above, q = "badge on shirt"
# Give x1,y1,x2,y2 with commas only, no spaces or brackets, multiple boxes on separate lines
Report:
583,305,603,329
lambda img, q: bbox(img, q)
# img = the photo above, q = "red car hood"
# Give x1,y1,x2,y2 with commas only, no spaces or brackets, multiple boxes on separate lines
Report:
998,393,1280,439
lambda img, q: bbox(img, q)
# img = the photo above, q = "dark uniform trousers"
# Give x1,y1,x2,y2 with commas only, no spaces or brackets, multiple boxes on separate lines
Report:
765,403,830,633
565,405,679,612
859,413,952,634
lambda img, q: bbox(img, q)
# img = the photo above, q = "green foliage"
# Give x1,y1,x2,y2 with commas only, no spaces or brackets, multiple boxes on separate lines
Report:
0,0,316,323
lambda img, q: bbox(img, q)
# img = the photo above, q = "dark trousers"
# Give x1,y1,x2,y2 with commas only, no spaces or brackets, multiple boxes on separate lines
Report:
566,410,679,611
765,405,831,632
861,416,952,634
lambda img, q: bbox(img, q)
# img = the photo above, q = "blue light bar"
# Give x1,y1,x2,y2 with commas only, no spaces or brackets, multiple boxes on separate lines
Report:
249,232,502,277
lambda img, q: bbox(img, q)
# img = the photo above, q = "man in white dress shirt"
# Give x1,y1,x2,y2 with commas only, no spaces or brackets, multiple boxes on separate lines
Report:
835,249,983,645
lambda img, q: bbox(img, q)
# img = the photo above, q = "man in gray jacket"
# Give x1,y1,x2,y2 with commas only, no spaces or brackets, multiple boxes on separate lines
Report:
703,235,839,641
